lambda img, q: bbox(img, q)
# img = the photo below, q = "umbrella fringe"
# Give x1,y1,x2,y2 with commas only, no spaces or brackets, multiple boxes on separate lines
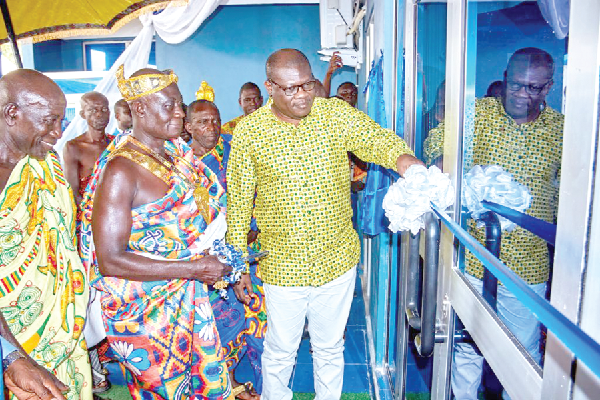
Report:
0,0,188,45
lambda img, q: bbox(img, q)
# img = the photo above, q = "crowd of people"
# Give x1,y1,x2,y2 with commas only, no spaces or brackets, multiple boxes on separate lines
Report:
0,45,562,400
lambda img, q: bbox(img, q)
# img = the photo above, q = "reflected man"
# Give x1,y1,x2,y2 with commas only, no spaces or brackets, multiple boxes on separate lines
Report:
226,48,422,400
424,47,563,400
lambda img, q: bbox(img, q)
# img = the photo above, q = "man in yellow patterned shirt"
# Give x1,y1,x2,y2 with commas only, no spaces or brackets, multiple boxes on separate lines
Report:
424,47,563,400
227,49,422,400
221,82,264,136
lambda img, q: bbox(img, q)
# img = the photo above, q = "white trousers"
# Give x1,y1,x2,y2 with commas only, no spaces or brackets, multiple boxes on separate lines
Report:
261,267,357,400
452,273,547,400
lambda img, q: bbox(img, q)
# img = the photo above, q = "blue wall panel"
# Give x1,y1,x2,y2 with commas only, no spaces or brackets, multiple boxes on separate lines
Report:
155,4,357,123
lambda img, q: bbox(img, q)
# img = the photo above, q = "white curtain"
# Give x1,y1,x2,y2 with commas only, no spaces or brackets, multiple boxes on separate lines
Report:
537,0,570,40
55,0,224,156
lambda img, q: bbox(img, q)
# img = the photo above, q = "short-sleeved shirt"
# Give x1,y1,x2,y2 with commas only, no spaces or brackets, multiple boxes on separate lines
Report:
227,97,412,286
424,97,563,284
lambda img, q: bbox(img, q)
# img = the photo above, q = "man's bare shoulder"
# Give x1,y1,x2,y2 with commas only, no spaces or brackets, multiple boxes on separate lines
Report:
100,155,140,185
64,134,89,154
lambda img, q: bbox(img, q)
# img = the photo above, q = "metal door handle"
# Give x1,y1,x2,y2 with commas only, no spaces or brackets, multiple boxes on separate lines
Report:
415,212,441,357
403,212,441,357
405,231,421,330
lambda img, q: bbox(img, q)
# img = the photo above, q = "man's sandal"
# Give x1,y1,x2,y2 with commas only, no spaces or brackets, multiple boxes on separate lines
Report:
232,382,260,400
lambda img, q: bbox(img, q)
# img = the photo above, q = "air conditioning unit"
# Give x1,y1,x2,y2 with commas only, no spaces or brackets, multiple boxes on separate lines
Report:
319,0,365,68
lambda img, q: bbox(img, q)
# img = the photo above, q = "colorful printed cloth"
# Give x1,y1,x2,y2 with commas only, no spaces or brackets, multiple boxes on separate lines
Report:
79,132,232,400
195,140,266,393
0,151,92,400
221,115,243,136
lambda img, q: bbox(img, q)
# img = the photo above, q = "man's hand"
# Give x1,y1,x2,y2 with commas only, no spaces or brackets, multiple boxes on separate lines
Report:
193,255,232,285
396,154,425,177
327,52,343,76
233,274,254,305
4,357,68,400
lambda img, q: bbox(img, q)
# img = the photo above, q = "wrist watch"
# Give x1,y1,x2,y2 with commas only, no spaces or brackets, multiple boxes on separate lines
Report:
2,349,25,370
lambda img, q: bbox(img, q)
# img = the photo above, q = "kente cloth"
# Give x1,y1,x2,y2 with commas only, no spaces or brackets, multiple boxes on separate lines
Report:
76,135,115,350
424,97,563,284
196,136,230,218
76,133,116,204
0,151,92,400
75,133,115,235
221,115,243,136
227,97,413,287
196,140,266,393
78,174,93,203
79,132,232,400
207,260,266,393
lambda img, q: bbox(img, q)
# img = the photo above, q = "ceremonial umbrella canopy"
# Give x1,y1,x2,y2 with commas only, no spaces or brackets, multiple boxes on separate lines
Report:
0,0,186,67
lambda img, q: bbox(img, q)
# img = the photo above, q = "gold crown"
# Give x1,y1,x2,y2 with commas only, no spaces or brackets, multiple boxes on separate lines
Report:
195,81,215,101
116,65,178,101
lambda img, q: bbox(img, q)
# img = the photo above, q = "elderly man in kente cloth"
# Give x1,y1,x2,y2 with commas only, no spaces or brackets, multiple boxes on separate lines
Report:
79,66,234,399
227,49,422,400
0,69,92,399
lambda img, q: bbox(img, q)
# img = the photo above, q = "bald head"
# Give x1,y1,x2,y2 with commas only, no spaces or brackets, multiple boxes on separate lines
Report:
80,91,109,132
0,69,66,160
0,69,65,110
506,47,554,76
264,49,316,124
266,49,312,80
186,100,220,122
131,67,163,78
80,91,107,108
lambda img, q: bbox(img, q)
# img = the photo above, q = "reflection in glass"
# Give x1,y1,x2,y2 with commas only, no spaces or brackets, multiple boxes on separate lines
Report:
415,4,447,164
420,1,566,399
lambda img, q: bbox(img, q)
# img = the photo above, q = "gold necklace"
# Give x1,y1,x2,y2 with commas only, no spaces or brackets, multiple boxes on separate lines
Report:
124,136,211,221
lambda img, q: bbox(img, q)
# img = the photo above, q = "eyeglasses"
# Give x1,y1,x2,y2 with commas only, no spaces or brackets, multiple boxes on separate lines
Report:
269,79,316,96
505,80,552,95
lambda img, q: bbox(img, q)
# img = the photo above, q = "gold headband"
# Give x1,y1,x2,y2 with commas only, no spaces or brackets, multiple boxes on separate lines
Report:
195,81,215,102
116,64,178,101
